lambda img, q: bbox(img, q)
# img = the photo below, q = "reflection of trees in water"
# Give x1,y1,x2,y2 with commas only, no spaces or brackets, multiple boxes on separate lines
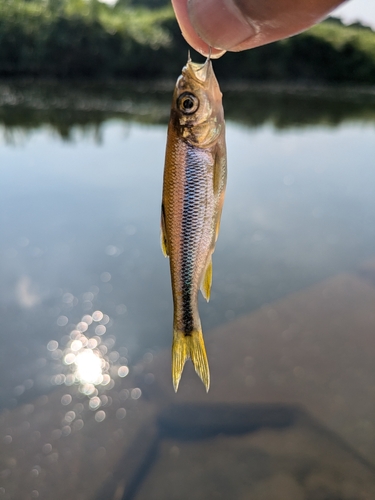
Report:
0,82,375,142
0,108,115,143
223,86,375,129
0,81,172,143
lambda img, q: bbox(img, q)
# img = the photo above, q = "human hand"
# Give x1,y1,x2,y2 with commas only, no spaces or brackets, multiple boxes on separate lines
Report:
172,0,346,58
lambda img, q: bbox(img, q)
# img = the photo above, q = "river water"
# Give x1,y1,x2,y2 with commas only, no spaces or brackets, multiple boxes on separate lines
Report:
1,82,375,498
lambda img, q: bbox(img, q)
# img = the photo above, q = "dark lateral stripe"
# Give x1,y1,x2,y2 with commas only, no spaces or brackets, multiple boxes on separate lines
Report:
180,144,196,334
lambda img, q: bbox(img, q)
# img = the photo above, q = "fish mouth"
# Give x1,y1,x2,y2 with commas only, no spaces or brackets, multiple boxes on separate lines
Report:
183,52,212,84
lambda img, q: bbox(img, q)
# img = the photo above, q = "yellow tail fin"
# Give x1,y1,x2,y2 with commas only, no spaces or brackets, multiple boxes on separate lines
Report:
172,330,210,392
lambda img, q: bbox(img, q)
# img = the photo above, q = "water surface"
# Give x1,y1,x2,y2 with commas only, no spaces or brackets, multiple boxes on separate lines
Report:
1,83,375,407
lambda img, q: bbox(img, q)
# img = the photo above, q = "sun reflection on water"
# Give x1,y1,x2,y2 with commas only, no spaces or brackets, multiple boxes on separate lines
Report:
46,308,133,405
74,350,103,385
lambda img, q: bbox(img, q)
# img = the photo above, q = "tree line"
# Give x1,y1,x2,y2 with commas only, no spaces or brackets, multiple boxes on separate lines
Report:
0,0,374,83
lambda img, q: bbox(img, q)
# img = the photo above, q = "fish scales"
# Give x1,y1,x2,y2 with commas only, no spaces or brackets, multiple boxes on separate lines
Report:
161,55,227,392
167,144,215,332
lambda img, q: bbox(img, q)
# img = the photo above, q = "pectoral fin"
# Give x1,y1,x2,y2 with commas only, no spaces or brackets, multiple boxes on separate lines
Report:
160,204,169,257
200,257,212,302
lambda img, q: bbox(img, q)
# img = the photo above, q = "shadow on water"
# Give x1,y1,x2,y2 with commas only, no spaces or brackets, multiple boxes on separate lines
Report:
1,81,375,141
95,404,375,500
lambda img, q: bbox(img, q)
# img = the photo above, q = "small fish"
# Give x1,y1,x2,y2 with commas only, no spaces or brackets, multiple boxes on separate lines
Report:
161,53,227,392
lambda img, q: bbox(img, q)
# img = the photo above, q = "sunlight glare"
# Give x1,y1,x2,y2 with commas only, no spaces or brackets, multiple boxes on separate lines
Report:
98,0,118,6
74,350,103,385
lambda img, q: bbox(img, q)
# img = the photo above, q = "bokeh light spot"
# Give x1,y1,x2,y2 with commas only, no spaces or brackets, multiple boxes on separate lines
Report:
57,316,68,327
95,325,106,336
118,366,129,378
95,410,106,422
92,310,104,322
61,394,72,406
131,388,142,400
47,340,59,351
116,408,126,420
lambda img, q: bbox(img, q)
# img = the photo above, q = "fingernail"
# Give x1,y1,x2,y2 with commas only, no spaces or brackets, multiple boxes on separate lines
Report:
188,0,256,51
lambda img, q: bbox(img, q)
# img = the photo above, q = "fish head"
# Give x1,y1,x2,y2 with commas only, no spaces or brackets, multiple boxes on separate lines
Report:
171,57,224,148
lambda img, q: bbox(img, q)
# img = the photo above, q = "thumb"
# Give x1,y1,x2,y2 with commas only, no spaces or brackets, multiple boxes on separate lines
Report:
187,0,347,52
188,0,258,52
172,0,226,58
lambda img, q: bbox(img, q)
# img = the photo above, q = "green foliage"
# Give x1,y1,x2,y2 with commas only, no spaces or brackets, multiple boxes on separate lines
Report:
0,1,374,83
213,18,375,84
0,0,180,77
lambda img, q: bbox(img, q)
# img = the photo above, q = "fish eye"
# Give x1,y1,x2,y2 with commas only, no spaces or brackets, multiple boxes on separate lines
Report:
177,92,199,115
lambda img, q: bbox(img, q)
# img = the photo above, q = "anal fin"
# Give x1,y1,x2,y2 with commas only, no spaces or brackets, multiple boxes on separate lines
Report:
200,257,212,302
215,217,221,242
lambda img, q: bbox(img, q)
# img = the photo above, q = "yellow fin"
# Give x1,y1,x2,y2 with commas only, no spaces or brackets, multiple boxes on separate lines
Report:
213,141,226,197
212,140,227,243
172,330,210,392
215,217,221,242
200,258,212,302
160,204,169,257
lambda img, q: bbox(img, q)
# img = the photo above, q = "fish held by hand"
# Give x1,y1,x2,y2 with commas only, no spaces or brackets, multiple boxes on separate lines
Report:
161,53,227,392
